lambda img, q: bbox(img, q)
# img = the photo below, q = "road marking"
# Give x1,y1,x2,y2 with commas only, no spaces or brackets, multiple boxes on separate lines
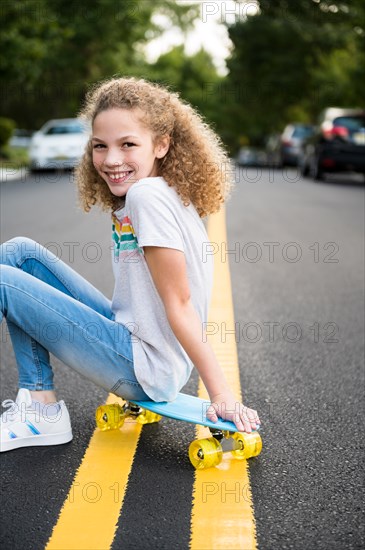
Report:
190,207,258,550
46,395,142,550
46,205,258,549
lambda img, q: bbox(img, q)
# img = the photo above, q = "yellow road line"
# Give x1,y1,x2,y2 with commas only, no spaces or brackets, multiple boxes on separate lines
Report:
47,206,258,550
190,207,258,550
46,395,142,550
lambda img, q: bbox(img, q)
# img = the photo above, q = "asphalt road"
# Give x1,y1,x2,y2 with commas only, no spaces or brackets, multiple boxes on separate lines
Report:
1,167,364,549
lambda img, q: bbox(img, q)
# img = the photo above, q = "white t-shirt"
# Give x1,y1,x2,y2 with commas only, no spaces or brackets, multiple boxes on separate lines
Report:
111,177,213,401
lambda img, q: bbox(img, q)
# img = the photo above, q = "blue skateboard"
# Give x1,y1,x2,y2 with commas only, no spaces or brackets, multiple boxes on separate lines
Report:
96,392,262,469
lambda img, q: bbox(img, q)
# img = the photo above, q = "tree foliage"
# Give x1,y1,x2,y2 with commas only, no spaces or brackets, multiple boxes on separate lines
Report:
142,46,223,126
0,0,200,128
0,118,16,149
2,0,363,156
223,0,365,150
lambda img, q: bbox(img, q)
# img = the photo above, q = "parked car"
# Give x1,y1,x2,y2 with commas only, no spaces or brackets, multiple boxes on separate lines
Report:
9,129,34,149
266,124,315,167
300,108,365,180
236,147,267,167
29,118,90,170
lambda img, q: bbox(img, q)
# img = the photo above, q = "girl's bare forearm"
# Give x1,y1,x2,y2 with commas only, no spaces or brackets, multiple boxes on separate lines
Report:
165,300,230,398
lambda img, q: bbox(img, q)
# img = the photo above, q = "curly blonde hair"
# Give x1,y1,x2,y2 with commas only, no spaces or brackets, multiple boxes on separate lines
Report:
75,77,232,217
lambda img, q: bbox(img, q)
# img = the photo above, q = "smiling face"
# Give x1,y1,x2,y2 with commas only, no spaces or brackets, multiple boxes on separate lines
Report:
92,108,169,197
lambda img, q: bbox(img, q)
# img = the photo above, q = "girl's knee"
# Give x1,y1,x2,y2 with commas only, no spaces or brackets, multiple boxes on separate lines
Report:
3,236,37,250
0,237,39,266
0,265,16,317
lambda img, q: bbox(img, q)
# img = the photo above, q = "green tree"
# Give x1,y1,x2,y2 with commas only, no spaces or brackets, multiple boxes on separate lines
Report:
1,0,199,128
223,0,365,150
140,45,223,126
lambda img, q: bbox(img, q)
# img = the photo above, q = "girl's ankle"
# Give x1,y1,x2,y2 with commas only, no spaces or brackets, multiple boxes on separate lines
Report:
29,390,58,404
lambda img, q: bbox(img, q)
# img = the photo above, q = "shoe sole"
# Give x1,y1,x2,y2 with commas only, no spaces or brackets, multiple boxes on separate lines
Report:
0,429,73,452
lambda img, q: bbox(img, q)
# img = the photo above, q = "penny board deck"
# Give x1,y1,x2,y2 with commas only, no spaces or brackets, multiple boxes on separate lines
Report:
132,392,241,433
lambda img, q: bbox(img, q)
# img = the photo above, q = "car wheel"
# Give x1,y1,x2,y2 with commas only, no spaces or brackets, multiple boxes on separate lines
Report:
312,157,325,181
300,160,309,177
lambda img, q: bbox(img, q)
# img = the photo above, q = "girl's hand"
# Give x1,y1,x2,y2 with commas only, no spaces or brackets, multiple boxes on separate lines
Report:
207,391,260,433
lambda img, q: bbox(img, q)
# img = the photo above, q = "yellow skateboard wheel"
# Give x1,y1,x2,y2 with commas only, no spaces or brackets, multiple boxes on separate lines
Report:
231,432,262,459
95,404,126,431
189,437,223,469
136,409,162,425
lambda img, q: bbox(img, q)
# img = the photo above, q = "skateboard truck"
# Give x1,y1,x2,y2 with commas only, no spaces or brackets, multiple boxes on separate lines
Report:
209,429,243,452
124,403,143,417
96,401,162,431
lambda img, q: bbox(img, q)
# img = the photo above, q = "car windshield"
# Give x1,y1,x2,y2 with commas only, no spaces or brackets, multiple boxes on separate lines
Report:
333,116,365,133
44,123,85,135
292,126,314,138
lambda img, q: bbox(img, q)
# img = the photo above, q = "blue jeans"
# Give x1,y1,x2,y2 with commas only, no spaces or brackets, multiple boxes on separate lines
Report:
0,237,151,401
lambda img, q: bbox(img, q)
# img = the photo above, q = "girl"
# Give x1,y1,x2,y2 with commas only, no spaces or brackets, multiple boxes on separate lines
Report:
0,77,260,452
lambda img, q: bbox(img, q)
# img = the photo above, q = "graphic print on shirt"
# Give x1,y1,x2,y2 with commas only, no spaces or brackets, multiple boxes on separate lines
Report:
112,214,141,260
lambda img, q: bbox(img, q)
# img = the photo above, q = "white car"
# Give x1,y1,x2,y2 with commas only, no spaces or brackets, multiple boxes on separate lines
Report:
29,118,90,170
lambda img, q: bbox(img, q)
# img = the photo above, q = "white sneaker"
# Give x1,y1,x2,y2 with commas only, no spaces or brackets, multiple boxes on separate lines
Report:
0,388,73,452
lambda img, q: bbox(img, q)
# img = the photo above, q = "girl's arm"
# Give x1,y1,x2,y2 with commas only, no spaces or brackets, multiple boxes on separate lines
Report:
143,246,260,432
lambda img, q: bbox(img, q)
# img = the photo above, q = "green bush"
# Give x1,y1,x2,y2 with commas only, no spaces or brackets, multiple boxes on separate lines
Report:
0,145,29,168
0,118,16,149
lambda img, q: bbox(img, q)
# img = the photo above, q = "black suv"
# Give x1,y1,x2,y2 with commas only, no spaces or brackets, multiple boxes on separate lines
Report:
300,108,365,181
